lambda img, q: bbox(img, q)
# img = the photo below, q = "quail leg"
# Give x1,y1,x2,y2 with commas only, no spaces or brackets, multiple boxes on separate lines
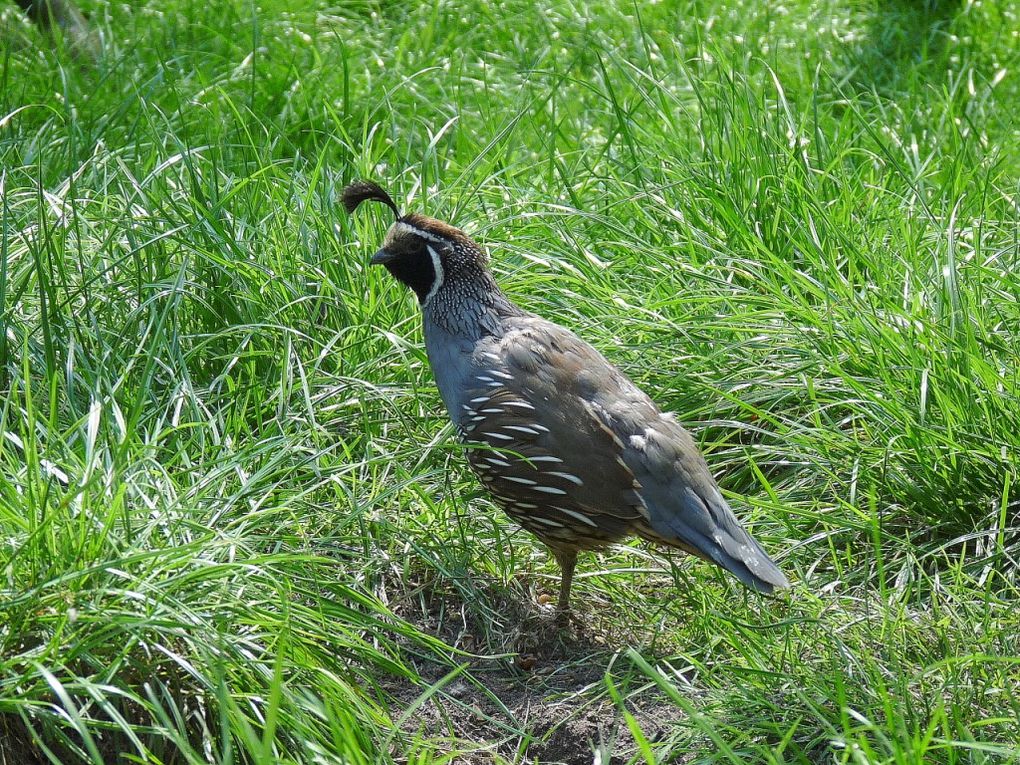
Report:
553,549,577,622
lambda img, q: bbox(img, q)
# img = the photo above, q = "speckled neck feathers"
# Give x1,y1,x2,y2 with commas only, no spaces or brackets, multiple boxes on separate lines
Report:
422,252,525,339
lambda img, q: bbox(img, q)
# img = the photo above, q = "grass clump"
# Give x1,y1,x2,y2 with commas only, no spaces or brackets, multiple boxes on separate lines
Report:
2,0,1019,762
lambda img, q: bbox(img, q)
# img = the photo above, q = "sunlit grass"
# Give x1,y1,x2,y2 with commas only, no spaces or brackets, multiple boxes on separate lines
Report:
1,0,1018,761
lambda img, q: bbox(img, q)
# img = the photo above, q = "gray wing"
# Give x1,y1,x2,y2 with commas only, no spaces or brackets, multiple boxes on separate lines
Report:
457,321,646,547
621,414,789,592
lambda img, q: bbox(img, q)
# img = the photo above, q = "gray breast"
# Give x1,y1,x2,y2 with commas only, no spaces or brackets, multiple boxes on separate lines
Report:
423,320,480,424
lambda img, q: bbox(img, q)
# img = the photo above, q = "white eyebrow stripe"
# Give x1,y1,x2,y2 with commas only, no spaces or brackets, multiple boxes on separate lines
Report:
395,221,445,243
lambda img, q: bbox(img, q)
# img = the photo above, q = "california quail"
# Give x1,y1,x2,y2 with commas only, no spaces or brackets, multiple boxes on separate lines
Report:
343,180,789,616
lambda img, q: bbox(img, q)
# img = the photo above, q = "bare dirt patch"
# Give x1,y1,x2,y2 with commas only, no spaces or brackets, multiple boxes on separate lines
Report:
384,569,691,764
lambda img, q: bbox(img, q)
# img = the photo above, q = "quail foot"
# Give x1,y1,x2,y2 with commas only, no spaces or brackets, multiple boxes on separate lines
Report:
343,180,789,619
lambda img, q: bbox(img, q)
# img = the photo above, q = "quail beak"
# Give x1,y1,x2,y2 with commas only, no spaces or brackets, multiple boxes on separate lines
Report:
370,248,396,266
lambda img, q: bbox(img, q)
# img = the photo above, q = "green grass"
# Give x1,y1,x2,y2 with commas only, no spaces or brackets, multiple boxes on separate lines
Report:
1,0,1019,761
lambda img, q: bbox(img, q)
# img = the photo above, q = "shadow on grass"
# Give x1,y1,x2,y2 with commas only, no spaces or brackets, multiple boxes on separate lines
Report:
846,0,961,91
0,700,198,765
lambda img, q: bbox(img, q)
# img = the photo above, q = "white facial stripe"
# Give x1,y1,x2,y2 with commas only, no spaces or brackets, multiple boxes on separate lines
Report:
423,245,444,305
395,221,445,243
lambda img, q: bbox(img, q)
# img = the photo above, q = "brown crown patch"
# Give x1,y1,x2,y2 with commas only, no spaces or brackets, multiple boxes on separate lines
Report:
399,213,476,246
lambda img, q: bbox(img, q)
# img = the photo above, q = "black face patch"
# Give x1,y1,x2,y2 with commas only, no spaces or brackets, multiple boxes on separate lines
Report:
379,232,440,303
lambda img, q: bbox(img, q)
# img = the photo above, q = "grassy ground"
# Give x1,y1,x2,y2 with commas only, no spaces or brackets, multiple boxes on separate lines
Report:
1,0,1019,762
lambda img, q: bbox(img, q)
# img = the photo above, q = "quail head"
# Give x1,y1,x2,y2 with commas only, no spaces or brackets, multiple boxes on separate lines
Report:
343,180,789,617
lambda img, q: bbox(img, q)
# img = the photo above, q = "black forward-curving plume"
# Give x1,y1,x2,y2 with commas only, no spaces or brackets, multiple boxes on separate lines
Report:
341,180,401,218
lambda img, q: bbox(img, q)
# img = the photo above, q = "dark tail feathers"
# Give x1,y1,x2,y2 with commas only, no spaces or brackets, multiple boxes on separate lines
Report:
639,485,790,594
